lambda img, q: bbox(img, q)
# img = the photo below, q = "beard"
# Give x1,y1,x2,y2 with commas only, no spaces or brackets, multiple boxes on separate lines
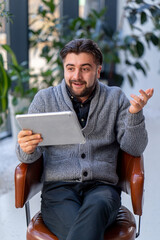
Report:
66,76,97,99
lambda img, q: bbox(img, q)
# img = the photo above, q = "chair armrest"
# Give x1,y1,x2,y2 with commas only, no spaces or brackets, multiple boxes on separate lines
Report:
15,151,144,215
15,156,43,208
118,151,144,216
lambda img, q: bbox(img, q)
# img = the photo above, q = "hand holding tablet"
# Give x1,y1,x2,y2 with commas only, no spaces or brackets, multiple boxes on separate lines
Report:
16,111,86,147
17,130,43,154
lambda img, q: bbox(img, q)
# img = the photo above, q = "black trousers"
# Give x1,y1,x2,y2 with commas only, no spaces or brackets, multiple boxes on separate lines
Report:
41,181,121,240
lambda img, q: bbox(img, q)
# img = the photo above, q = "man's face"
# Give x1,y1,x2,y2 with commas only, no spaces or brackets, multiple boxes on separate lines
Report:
63,53,102,102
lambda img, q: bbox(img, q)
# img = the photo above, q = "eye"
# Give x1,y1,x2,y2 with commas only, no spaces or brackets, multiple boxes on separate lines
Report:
67,67,75,72
81,67,90,72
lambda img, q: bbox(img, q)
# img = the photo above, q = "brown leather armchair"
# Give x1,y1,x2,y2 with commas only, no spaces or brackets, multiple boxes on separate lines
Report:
15,151,144,240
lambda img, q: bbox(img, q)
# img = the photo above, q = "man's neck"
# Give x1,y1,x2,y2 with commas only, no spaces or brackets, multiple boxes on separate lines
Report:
66,85,96,103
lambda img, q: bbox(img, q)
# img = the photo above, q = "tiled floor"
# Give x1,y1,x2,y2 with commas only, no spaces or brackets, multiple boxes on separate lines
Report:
0,115,160,240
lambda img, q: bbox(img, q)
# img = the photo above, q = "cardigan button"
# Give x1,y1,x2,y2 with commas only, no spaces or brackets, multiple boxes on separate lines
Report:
83,171,88,177
81,153,86,159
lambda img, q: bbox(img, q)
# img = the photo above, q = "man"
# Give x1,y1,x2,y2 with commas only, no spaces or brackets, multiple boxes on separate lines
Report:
16,39,153,240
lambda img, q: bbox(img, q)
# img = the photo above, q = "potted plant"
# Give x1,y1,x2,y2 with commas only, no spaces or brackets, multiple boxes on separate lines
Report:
29,0,160,88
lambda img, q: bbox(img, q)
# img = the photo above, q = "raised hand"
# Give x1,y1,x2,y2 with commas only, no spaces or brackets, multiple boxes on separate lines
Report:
129,88,154,114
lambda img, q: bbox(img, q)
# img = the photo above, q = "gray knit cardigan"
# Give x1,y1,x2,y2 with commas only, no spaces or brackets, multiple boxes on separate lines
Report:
16,80,148,185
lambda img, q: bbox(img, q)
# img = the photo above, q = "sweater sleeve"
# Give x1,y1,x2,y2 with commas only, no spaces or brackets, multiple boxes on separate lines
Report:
16,90,45,163
116,91,148,157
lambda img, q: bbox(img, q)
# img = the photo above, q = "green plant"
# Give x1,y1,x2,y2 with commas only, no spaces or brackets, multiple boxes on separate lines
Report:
29,2,108,86
0,0,12,28
29,0,160,88
118,0,160,86
0,43,38,125
3,44,38,107
0,51,10,124
0,1,38,126
0,0,12,125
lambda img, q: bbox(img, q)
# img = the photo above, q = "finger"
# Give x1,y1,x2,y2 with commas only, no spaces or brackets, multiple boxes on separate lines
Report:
22,144,39,154
18,130,32,138
18,133,42,144
139,88,154,100
130,94,145,107
138,90,149,103
20,138,43,147
20,137,43,154
145,88,154,98
130,99,142,109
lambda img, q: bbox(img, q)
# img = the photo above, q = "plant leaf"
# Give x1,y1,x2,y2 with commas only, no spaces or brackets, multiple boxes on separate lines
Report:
150,33,159,46
136,41,144,57
127,74,134,87
135,0,143,4
2,44,19,66
141,11,147,24
135,62,146,75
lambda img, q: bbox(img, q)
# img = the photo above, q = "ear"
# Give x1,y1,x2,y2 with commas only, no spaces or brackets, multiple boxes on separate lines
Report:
97,65,102,79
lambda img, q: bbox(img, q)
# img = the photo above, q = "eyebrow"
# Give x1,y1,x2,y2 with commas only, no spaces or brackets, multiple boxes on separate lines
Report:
65,63,92,67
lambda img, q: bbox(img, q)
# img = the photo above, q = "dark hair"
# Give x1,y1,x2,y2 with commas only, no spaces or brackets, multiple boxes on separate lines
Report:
60,39,103,66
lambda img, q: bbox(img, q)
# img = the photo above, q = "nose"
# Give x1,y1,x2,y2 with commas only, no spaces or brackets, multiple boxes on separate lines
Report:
73,69,82,80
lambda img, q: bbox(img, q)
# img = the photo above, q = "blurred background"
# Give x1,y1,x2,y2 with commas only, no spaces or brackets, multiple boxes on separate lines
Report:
0,0,160,239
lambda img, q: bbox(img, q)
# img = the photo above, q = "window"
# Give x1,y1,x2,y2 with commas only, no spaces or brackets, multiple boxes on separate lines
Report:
79,0,105,18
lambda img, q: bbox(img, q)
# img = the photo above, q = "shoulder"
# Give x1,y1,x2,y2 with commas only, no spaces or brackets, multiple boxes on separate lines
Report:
36,86,54,97
98,82,130,109
28,86,56,113
99,82,125,98
34,84,62,99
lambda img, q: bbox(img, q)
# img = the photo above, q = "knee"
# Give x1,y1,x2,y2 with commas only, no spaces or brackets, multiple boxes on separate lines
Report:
83,196,120,217
85,198,108,214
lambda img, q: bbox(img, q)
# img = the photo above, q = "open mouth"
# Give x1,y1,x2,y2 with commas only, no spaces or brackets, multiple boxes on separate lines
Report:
73,82,83,86
71,81,85,88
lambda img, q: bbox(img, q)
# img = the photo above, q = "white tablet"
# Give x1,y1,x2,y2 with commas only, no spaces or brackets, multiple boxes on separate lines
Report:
16,111,86,146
